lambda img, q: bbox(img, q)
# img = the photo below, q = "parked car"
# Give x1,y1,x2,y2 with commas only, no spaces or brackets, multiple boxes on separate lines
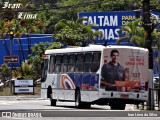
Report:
153,77,159,84
4,80,10,86
34,78,41,85
0,80,4,88
153,76,159,88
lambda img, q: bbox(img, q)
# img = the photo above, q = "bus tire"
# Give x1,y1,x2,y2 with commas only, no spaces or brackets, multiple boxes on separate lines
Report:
75,90,82,108
110,102,126,110
50,94,56,106
51,99,56,106
81,102,91,109
47,86,52,98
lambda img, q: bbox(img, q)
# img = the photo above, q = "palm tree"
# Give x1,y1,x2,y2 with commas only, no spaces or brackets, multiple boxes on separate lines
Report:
117,18,160,47
12,19,26,62
11,18,47,56
116,19,145,46
2,17,47,77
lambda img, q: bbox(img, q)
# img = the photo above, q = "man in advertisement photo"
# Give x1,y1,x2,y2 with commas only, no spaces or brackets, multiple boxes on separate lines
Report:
101,49,125,91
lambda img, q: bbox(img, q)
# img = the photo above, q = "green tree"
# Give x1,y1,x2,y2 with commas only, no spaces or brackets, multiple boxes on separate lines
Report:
116,19,146,46
21,61,32,79
55,18,100,46
28,42,62,80
0,19,8,38
117,18,160,47
0,19,11,56
2,18,48,78
0,64,11,83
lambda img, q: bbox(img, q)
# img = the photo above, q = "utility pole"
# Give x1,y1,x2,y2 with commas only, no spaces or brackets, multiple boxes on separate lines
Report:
142,0,155,110
142,0,154,69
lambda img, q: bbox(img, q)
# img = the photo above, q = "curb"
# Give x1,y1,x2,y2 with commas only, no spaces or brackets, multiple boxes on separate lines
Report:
0,96,46,100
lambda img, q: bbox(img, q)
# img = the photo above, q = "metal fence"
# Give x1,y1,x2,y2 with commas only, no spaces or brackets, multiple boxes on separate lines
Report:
135,84,160,111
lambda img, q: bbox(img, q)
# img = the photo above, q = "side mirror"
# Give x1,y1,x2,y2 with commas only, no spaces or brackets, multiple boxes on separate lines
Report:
41,77,45,82
41,62,44,70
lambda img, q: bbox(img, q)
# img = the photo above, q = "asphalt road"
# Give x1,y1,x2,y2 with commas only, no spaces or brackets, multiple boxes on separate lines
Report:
0,98,138,111
0,97,159,120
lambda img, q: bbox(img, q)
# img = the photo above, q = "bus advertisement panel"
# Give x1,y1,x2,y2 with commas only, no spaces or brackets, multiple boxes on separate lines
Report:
101,47,148,93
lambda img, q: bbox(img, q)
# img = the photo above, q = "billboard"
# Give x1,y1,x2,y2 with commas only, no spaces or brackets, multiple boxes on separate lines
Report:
78,11,160,44
14,80,34,94
101,46,148,92
0,34,52,66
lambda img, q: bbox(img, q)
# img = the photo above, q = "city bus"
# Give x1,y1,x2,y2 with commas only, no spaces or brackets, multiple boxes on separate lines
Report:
41,45,149,110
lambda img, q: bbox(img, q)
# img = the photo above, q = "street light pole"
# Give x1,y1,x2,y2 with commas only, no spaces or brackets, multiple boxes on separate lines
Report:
9,28,14,94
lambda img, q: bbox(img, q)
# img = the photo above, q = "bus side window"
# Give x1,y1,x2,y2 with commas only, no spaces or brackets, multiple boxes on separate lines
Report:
48,55,55,74
68,64,75,72
75,53,84,72
55,55,62,73
55,64,61,73
68,54,76,72
90,52,101,72
84,53,92,72
61,54,68,73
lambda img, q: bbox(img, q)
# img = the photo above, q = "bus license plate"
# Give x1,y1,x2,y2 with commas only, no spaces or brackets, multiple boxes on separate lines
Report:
120,94,129,99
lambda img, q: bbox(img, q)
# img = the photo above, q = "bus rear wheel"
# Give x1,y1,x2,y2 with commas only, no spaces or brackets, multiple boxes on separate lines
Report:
75,90,91,109
110,102,126,110
51,99,56,106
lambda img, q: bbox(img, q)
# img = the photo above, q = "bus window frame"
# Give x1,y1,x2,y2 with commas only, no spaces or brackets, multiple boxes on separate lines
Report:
54,54,62,74
61,54,69,73
68,53,77,73
48,55,55,74
83,52,93,73
75,53,84,73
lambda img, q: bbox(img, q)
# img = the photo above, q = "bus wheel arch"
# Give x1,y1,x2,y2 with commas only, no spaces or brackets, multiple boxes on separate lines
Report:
47,86,56,106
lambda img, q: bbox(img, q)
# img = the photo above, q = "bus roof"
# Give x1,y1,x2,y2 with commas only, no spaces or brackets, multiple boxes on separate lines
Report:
45,45,148,54
105,45,148,51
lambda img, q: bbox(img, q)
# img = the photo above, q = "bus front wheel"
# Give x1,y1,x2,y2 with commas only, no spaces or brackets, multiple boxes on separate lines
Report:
50,94,56,106
75,90,82,108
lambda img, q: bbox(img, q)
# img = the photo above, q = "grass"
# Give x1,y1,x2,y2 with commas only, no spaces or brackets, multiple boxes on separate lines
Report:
0,85,41,96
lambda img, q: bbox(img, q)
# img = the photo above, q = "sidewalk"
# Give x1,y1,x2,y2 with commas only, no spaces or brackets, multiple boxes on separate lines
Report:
0,95,46,100
135,102,160,111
